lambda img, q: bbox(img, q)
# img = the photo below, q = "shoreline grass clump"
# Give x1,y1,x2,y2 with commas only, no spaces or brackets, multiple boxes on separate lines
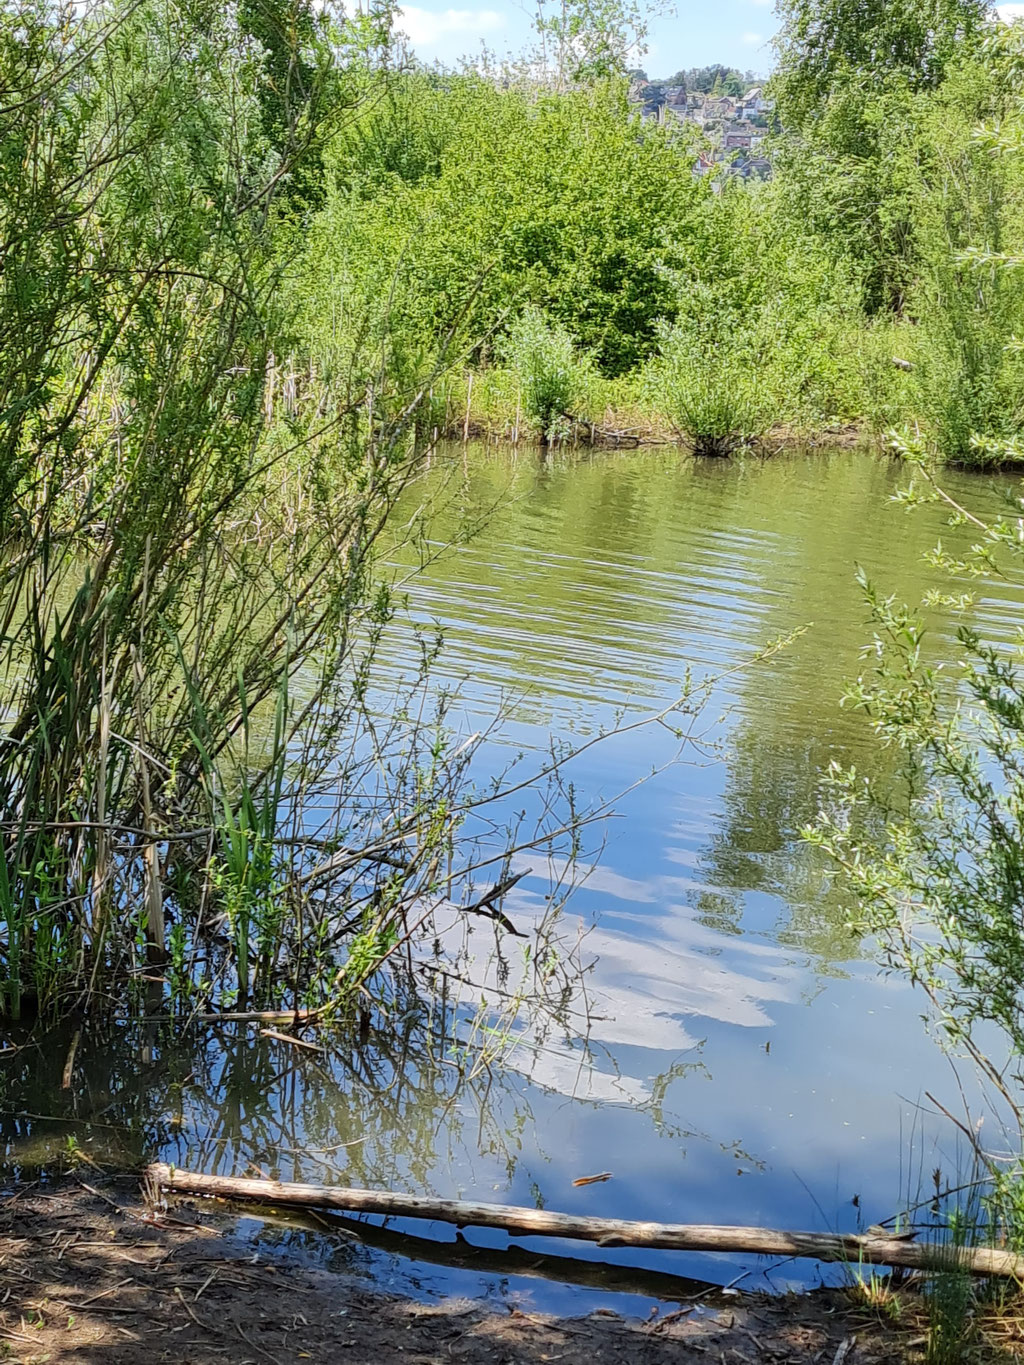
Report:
499,307,594,445
651,315,768,457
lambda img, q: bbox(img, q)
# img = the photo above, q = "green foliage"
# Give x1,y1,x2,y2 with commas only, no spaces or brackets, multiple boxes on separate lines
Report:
0,0,497,1017
640,65,761,100
896,46,1024,460
772,0,989,126
769,81,924,313
531,0,661,86
674,64,753,96
806,483,1024,1257
649,185,865,450
500,307,591,441
924,1257,975,1365
200,675,290,1005
307,72,703,378
770,6,999,313
651,306,767,456
806,436,1024,1132
240,0,329,147
0,0,304,1009
911,264,1024,464
768,12,1024,461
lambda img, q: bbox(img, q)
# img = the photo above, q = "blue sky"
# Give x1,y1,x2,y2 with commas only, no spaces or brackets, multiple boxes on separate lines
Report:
394,0,1023,79
395,0,779,77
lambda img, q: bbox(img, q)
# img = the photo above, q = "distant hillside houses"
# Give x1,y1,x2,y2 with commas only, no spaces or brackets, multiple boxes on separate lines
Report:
627,79,773,183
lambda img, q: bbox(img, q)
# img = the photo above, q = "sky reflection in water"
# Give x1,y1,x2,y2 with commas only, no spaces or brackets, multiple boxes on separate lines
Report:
6,445,1023,1308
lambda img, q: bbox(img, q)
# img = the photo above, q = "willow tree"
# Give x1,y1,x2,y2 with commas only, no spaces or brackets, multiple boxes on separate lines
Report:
770,0,992,311
773,0,990,121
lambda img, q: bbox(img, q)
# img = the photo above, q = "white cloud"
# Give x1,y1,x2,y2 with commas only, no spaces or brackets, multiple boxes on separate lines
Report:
998,2,1024,18
396,5,505,47
741,30,765,44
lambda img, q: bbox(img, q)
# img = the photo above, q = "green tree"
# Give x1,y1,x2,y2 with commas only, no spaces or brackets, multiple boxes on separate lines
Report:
770,5,1011,313
531,0,664,87
310,73,703,376
672,64,748,96
773,0,990,127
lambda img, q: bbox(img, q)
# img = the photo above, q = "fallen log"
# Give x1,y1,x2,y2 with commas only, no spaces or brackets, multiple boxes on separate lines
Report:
146,1164,1024,1279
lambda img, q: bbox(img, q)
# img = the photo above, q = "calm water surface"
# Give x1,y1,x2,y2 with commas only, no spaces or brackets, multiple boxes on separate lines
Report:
6,443,1023,1311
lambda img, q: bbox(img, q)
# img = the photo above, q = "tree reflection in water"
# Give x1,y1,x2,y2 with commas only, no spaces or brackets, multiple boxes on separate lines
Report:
1,976,745,1200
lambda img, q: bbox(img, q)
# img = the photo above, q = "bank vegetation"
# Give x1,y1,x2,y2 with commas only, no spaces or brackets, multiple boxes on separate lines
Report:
6,0,1024,1188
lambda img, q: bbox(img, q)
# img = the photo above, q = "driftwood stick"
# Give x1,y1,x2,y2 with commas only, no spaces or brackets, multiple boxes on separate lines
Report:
187,1009,324,1025
558,410,642,447
146,1165,1024,1278
258,1027,325,1053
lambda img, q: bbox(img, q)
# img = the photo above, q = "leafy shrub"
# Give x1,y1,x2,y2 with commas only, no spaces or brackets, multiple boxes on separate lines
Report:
910,262,1024,464
651,315,767,456
500,307,591,441
650,185,869,453
320,75,704,377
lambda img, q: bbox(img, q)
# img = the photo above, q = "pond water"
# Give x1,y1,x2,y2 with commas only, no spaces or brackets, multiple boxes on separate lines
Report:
5,442,1024,1314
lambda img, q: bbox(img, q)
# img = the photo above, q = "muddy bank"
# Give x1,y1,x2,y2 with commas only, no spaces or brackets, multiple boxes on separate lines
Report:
0,1178,920,1364
445,416,873,453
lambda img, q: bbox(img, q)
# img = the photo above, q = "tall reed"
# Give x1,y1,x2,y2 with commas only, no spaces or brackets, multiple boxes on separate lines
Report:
0,0,441,1016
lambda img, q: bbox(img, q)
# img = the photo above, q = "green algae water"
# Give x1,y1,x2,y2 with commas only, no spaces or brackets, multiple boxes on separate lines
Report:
5,444,1022,1310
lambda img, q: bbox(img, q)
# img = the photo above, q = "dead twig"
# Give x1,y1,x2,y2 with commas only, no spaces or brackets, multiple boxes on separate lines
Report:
71,1277,134,1309
460,867,530,935
195,1267,220,1300
175,1284,215,1332
647,1305,695,1332
258,1028,325,1054
61,1029,81,1089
